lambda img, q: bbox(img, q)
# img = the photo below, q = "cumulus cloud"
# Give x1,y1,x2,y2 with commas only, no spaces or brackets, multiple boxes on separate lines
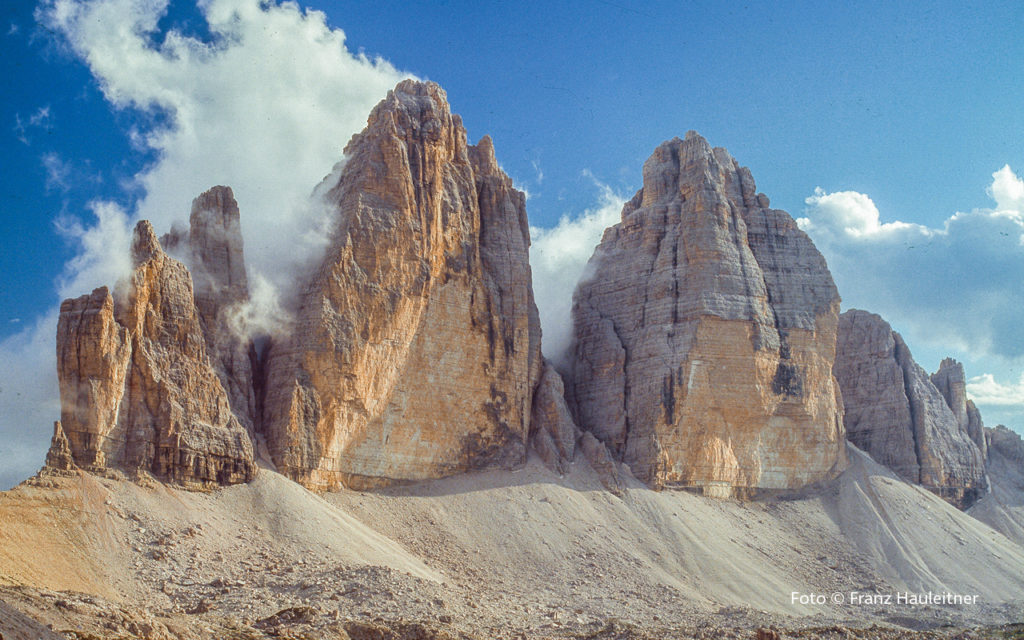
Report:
800,166,1024,432
799,166,1024,360
967,372,1024,429
531,171,626,367
0,0,410,488
968,373,1024,406
35,0,409,305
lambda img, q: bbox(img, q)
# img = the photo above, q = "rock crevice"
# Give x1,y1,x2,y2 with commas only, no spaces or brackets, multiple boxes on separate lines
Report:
568,133,847,493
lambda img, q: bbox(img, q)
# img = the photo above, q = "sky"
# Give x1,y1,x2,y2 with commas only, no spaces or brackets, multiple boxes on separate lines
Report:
1,0,1023,488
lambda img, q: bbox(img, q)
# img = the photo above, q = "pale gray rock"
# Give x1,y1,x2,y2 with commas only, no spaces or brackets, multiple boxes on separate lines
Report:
186,186,257,433
970,425,1024,546
530,361,580,474
834,309,987,508
931,357,988,460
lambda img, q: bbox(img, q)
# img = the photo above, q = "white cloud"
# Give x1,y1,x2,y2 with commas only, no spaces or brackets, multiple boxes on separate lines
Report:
798,188,931,239
35,0,410,304
968,373,1024,406
800,166,1024,431
989,164,1024,214
0,0,411,488
41,152,71,191
531,171,626,368
800,167,1024,361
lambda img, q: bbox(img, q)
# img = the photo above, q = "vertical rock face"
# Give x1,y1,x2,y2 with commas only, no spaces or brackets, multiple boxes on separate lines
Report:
834,309,987,508
569,132,846,494
184,186,257,432
261,80,542,490
931,358,988,461
52,221,256,487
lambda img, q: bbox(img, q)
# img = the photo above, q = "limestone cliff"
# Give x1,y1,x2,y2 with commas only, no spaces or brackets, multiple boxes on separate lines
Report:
931,358,988,461
833,309,987,508
161,186,256,433
261,80,542,490
568,132,847,494
51,221,256,487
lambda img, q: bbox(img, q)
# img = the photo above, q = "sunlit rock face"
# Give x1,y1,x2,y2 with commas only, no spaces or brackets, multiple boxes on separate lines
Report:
568,132,847,495
261,80,543,491
834,309,987,509
53,221,256,487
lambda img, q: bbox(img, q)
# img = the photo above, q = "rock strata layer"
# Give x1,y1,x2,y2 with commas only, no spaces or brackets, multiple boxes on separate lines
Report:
51,221,256,487
569,132,847,494
833,309,987,508
261,80,542,490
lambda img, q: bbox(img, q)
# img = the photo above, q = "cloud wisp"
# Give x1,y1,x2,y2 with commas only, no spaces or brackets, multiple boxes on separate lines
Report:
0,0,411,489
530,171,626,368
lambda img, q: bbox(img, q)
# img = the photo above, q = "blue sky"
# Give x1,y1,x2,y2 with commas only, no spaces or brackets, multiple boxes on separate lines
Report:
2,0,1023,486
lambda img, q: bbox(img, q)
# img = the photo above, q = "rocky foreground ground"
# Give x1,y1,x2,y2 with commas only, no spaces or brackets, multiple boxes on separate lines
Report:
2,452,1022,640
2,584,1023,639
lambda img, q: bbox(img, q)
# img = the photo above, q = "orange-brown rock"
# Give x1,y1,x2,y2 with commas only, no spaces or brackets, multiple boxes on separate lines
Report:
161,186,256,433
51,221,256,487
261,80,542,490
569,132,847,494
43,421,75,472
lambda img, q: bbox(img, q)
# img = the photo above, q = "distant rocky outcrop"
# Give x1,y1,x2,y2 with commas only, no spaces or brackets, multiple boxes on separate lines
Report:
833,309,987,508
568,132,847,494
988,424,1024,467
260,81,542,490
931,358,988,461
50,221,256,487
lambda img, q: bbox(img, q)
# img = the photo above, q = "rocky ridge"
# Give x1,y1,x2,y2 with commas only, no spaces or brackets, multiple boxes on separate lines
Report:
53,220,256,488
568,132,847,494
833,309,987,508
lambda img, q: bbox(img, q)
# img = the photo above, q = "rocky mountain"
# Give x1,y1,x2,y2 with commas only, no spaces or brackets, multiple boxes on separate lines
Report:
260,81,543,490
567,132,846,494
970,424,1024,545
53,220,256,488
833,309,987,508
13,78,1024,639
